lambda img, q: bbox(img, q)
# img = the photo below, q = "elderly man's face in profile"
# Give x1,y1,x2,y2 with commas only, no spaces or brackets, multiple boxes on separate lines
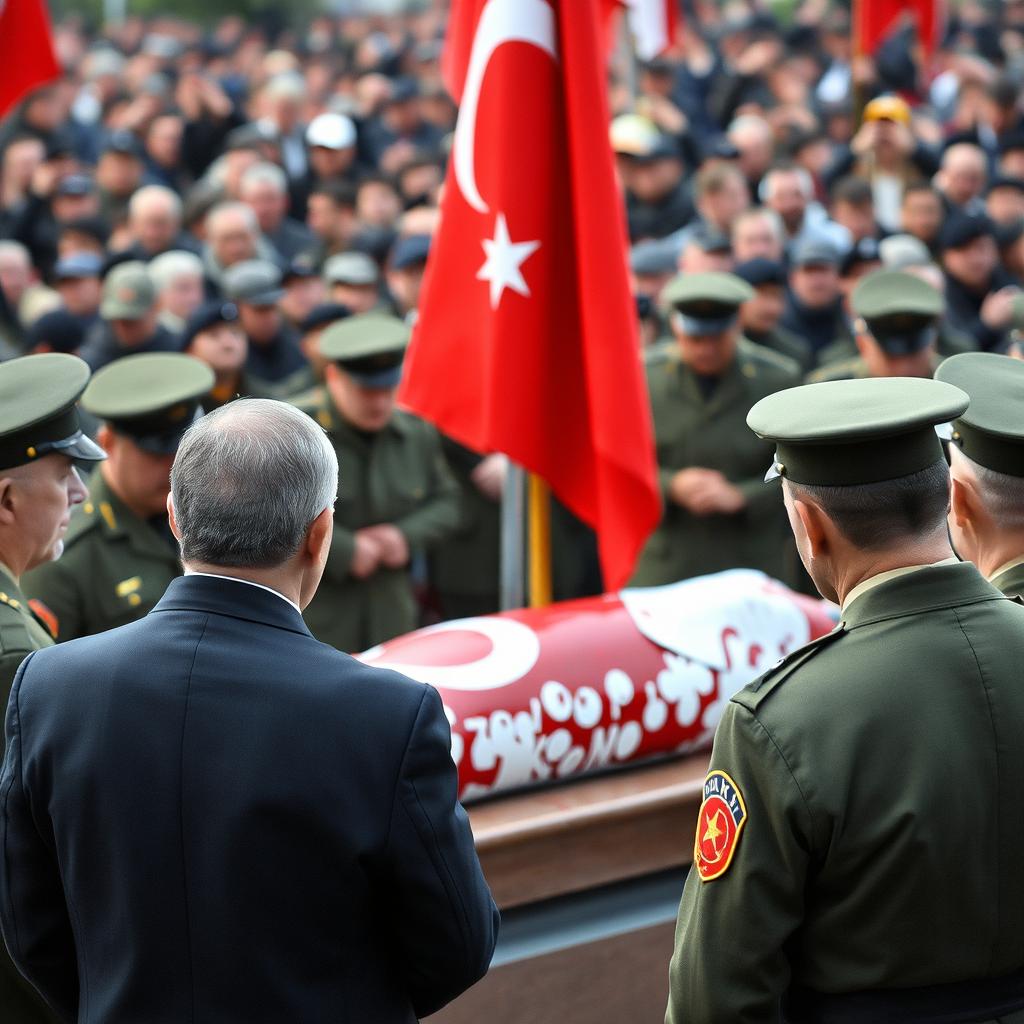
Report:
0,455,88,569
325,363,397,433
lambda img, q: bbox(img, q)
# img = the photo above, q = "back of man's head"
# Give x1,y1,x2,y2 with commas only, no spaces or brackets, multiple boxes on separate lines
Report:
170,400,338,570
786,460,951,552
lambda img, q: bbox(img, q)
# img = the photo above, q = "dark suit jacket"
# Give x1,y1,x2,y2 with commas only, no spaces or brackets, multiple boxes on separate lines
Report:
0,575,498,1023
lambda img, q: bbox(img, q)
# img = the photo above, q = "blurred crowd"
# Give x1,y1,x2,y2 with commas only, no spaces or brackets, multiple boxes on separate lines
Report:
3,0,1024,648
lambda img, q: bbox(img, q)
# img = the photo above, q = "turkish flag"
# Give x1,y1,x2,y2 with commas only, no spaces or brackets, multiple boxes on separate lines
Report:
402,0,660,590
855,0,942,60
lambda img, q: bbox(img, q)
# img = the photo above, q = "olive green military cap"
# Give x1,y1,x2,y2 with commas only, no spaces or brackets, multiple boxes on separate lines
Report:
320,313,409,388
84,353,215,454
747,377,969,486
852,270,944,356
935,352,1024,477
0,353,106,470
662,272,754,336
100,261,156,320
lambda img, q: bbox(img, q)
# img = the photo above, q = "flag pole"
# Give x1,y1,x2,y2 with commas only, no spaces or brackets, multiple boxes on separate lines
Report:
500,463,526,610
528,474,553,607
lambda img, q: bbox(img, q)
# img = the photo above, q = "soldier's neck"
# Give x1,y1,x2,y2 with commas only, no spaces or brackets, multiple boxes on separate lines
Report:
972,530,1024,579
831,533,955,608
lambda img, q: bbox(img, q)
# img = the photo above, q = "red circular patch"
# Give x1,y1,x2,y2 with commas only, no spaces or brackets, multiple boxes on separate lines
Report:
695,795,738,879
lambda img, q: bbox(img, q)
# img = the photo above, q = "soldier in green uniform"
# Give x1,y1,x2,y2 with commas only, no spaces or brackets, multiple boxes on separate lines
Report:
667,376,1024,1023
0,353,105,1022
295,313,459,651
937,352,1024,598
23,353,214,640
808,269,944,383
630,272,801,588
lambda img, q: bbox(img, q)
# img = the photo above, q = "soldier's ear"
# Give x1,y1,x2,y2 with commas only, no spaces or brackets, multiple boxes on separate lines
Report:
792,497,829,558
167,494,181,541
949,474,983,531
0,476,13,525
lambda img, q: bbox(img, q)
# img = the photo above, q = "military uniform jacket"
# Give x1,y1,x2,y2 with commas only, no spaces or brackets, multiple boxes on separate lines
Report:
0,565,53,715
667,563,1024,1023
297,392,460,653
22,474,181,641
630,340,801,588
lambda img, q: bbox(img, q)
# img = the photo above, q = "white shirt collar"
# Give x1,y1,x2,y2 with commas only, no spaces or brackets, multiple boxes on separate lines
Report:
184,571,302,615
988,555,1024,583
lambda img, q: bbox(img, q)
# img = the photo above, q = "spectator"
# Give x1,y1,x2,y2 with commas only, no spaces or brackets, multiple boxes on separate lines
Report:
0,240,34,348
258,74,308,182
934,142,988,214
630,237,679,304
295,301,352,393
24,307,86,354
295,112,360,218
363,78,444,173
731,206,786,263
677,226,733,274
829,176,880,243
122,185,197,261
240,162,315,263
779,236,853,364
355,173,403,230
986,176,1024,226
202,202,274,291
683,163,750,243
280,257,326,332
734,257,813,371
900,183,946,252
727,114,775,196
324,251,381,314
149,250,206,334
386,235,431,321
940,211,1019,352
760,163,850,253
143,113,189,193
306,180,358,266
181,300,265,410
52,251,103,328
78,261,180,371
222,258,307,384
96,131,146,225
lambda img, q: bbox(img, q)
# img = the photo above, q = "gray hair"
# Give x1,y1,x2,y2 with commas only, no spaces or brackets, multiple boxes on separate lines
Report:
950,445,1024,530
0,240,31,268
207,201,259,238
148,250,204,290
171,399,338,569
240,162,288,196
128,184,183,222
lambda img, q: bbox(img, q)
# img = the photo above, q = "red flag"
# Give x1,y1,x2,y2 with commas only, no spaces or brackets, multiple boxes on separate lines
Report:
0,0,61,119
855,0,942,60
401,0,661,590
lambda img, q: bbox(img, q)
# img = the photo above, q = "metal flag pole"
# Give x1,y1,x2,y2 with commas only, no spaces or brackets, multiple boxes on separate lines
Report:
500,462,526,610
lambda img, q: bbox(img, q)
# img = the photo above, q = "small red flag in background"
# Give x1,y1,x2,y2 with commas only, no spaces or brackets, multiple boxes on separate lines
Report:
855,0,943,60
401,0,661,591
0,0,61,119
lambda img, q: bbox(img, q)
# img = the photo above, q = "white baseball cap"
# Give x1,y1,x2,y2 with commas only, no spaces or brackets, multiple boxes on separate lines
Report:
306,113,357,151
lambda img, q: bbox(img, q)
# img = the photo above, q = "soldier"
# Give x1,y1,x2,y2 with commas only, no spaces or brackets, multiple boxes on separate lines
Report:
295,313,459,651
808,268,943,382
734,257,814,372
23,353,214,640
667,376,1024,1022
0,352,105,1024
937,352,1024,598
630,271,801,587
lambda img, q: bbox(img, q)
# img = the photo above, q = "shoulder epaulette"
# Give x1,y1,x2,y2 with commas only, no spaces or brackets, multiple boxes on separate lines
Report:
806,358,865,385
644,340,678,368
732,624,847,712
62,499,105,546
738,338,801,379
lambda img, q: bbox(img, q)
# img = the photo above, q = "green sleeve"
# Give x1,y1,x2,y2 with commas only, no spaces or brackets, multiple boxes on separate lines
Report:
394,435,462,550
666,702,813,1023
659,467,676,505
323,525,357,585
21,561,85,643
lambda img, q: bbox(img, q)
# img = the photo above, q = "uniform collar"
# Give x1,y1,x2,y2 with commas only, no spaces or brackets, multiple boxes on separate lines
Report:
841,558,959,612
319,392,410,441
184,570,301,614
988,555,1024,584
841,560,1004,630
0,561,24,601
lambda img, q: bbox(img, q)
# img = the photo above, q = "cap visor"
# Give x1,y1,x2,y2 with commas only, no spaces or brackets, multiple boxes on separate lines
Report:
242,289,285,306
677,313,737,336
61,433,107,462
347,366,403,389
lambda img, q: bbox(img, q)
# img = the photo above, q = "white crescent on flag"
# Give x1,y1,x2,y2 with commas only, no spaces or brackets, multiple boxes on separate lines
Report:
452,0,558,216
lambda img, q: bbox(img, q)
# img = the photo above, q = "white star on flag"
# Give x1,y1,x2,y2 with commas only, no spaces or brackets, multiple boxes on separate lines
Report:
477,213,541,309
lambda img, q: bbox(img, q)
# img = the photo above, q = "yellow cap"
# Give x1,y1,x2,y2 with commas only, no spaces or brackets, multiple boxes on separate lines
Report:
863,95,912,125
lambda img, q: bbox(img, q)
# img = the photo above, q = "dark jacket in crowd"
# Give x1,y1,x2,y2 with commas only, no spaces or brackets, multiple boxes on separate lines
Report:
244,324,307,382
943,266,1018,352
778,294,852,361
626,182,695,242
0,574,499,1024
77,320,181,372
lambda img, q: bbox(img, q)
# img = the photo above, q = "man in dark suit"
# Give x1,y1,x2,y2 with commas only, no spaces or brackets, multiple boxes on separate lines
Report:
0,398,498,1023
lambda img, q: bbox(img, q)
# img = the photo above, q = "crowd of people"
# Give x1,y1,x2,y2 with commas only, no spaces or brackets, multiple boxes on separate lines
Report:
2,1,1024,650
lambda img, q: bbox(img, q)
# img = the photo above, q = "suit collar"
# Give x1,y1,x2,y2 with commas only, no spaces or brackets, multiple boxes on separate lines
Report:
841,560,1005,630
152,574,314,638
